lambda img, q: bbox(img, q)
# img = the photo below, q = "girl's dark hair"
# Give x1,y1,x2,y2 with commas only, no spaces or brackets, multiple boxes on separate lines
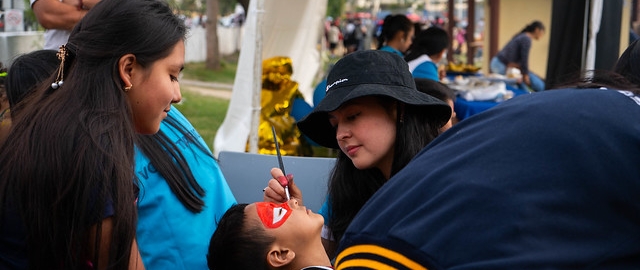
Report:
327,97,440,243
0,0,186,268
405,26,450,62
515,20,544,39
377,14,414,49
8,51,208,214
208,204,274,270
5,50,59,116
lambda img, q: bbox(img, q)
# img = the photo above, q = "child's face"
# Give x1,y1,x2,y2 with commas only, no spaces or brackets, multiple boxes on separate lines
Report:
247,199,324,244
329,96,397,179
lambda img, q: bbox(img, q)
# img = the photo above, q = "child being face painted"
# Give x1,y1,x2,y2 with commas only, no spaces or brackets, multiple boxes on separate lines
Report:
208,199,331,270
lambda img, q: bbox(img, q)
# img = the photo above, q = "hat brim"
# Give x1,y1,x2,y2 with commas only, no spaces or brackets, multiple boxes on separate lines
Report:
297,83,451,149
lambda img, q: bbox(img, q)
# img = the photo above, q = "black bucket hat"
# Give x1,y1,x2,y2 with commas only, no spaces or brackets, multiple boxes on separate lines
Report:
297,50,452,149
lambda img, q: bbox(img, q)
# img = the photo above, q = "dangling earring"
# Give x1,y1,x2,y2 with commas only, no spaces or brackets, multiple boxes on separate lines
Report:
51,45,67,89
124,85,132,92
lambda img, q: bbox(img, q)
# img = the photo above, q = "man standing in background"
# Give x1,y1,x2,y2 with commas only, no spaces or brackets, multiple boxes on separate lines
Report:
30,0,100,49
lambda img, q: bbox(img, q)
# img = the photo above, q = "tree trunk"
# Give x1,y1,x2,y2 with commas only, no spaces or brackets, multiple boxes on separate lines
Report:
206,0,221,70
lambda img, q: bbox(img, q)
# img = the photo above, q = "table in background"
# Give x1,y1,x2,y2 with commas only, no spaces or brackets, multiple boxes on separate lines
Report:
446,73,529,121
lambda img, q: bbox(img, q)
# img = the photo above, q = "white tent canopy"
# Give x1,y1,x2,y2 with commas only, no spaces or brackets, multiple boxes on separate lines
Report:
213,0,328,157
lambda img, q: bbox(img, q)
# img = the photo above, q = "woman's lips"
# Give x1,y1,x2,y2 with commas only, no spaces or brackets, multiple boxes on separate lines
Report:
345,145,360,156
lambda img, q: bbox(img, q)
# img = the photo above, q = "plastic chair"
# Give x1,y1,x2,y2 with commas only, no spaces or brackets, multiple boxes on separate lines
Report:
217,151,336,212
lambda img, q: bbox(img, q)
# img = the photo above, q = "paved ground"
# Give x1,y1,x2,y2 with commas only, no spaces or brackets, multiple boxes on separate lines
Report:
180,79,233,100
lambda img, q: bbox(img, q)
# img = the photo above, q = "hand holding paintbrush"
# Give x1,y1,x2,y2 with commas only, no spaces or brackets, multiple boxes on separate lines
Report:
271,126,290,200
262,127,304,204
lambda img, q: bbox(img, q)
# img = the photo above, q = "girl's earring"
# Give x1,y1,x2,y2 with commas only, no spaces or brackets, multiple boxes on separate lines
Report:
124,85,132,92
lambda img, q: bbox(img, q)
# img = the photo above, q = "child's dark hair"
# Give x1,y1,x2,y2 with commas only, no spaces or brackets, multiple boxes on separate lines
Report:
208,203,275,270
377,14,413,49
405,27,450,62
5,50,59,117
414,78,456,102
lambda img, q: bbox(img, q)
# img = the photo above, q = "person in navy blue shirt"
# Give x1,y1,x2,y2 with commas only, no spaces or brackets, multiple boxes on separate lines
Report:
334,82,640,269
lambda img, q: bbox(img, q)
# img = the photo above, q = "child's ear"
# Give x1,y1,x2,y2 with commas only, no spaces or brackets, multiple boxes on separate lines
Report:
267,246,296,268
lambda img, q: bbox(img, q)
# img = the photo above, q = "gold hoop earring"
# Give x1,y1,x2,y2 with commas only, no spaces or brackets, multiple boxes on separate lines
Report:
124,85,132,92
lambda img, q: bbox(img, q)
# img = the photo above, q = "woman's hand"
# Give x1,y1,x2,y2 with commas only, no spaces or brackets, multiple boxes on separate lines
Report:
263,168,304,205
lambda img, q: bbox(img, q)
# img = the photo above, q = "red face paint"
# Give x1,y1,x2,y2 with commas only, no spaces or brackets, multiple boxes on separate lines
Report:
255,202,292,229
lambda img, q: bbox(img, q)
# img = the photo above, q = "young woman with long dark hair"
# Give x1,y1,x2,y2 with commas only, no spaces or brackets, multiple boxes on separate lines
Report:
264,50,451,258
0,0,187,268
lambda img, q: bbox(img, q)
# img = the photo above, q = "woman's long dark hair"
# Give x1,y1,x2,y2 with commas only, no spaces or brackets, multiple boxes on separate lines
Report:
136,115,208,212
9,51,208,214
327,97,441,243
0,0,186,268
377,14,414,49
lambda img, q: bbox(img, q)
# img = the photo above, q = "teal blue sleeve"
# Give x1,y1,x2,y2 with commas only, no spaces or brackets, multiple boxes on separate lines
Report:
412,62,440,82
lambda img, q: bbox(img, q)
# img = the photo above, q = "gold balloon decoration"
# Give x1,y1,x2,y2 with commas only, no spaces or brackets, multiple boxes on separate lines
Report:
247,56,309,156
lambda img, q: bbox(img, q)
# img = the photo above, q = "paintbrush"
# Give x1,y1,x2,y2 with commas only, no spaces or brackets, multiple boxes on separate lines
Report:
271,125,290,200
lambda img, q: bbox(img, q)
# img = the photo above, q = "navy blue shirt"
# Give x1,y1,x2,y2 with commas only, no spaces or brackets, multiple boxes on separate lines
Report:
335,89,640,269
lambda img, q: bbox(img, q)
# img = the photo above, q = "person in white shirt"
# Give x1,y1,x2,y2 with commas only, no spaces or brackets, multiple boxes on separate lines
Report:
30,0,101,50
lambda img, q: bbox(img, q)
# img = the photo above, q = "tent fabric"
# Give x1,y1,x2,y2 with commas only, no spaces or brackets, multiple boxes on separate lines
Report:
545,0,588,89
594,0,623,70
545,0,624,89
586,0,603,71
213,0,328,157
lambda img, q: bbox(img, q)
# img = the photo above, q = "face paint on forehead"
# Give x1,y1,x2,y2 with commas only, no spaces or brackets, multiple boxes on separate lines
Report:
255,202,292,229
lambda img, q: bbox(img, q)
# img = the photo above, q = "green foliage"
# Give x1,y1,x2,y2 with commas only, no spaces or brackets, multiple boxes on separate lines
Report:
219,0,238,15
175,90,229,152
183,58,238,84
326,0,346,19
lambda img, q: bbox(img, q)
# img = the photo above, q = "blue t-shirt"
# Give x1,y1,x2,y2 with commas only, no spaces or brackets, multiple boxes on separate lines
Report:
407,54,439,81
335,89,640,269
135,107,236,270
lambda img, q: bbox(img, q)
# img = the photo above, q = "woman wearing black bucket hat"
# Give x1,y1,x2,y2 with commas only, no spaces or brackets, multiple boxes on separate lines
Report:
264,50,451,258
